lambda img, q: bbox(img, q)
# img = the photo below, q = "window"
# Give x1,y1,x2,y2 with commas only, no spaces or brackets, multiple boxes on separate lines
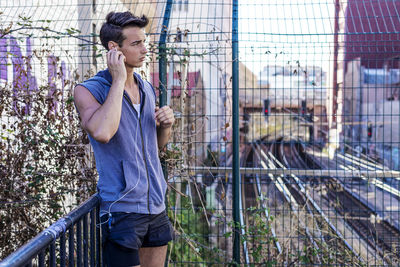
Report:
176,28,182,42
184,0,189,11
173,0,189,12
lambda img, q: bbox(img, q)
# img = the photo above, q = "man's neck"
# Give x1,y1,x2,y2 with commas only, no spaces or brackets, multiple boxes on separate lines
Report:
125,67,136,88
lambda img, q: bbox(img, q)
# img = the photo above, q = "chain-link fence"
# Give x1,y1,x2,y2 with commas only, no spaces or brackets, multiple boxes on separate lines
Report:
1,0,400,265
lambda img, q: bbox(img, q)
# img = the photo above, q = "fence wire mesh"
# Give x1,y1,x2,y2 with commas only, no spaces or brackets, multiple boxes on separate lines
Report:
1,0,400,266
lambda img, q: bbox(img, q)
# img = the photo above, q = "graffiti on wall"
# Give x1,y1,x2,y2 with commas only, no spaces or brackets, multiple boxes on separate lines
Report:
1,37,68,115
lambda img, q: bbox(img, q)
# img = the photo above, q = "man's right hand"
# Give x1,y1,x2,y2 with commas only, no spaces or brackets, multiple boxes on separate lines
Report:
107,48,127,84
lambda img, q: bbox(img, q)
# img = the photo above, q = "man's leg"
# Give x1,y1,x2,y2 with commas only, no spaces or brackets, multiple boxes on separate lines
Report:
104,241,141,267
139,245,168,267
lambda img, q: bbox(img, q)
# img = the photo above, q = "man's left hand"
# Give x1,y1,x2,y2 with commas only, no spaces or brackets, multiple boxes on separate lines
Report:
155,106,175,129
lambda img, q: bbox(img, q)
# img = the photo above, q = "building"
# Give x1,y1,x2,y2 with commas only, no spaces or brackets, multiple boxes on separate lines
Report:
330,0,400,168
260,64,326,110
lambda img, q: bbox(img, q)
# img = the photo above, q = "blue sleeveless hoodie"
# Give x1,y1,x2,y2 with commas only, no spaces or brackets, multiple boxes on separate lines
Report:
79,69,166,215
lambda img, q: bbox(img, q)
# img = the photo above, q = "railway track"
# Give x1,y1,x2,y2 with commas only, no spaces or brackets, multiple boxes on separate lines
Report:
283,140,400,265
239,140,360,264
238,137,400,265
239,145,282,263
266,139,362,265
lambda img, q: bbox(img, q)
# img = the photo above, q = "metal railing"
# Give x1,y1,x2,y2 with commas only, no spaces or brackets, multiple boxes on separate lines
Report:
0,194,101,267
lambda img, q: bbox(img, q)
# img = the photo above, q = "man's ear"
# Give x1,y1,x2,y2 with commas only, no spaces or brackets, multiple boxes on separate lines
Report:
107,41,118,50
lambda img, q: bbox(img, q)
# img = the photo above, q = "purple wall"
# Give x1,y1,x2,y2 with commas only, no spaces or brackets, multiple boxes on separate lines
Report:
0,38,7,81
0,36,68,114
10,37,29,113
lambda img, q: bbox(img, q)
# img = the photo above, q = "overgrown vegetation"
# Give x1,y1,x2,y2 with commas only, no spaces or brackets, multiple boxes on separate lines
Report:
0,44,97,258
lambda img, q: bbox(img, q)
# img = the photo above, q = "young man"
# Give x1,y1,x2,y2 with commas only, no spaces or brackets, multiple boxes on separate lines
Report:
74,11,175,267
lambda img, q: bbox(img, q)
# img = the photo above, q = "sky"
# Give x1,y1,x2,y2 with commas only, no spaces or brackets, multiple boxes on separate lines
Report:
239,0,336,77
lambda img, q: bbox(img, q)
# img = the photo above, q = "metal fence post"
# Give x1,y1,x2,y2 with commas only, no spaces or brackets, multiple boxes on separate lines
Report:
159,0,173,108
159,1,173,266
232,0,240,265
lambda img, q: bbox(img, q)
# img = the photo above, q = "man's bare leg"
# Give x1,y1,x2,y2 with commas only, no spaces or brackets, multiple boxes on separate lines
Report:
139,245,168,267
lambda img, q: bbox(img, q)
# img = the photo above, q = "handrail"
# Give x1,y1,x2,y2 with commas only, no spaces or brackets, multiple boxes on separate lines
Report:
0,194,100,267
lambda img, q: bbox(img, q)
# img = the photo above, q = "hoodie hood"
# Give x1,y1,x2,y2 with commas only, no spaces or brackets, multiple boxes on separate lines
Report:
93,69,145,90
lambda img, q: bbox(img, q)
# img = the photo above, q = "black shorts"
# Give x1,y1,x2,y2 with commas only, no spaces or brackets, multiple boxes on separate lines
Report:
101,210,174,267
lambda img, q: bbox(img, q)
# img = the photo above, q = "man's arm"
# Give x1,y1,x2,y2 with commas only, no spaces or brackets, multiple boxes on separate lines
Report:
74,48,127,143
155,106,175,149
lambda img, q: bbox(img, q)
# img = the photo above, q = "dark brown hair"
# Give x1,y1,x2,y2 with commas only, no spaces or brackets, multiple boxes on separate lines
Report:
100,11,149,50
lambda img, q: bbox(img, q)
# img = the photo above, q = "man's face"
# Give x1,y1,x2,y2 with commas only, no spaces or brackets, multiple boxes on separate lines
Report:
119,26,148,68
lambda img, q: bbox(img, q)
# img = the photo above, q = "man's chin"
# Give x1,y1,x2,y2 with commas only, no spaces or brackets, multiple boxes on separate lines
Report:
127,62,144,69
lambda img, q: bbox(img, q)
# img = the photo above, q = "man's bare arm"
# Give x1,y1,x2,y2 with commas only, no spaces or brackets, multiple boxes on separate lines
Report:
157,126,172,149
74,82,124,143
155,106,175,149
74,48,127,143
